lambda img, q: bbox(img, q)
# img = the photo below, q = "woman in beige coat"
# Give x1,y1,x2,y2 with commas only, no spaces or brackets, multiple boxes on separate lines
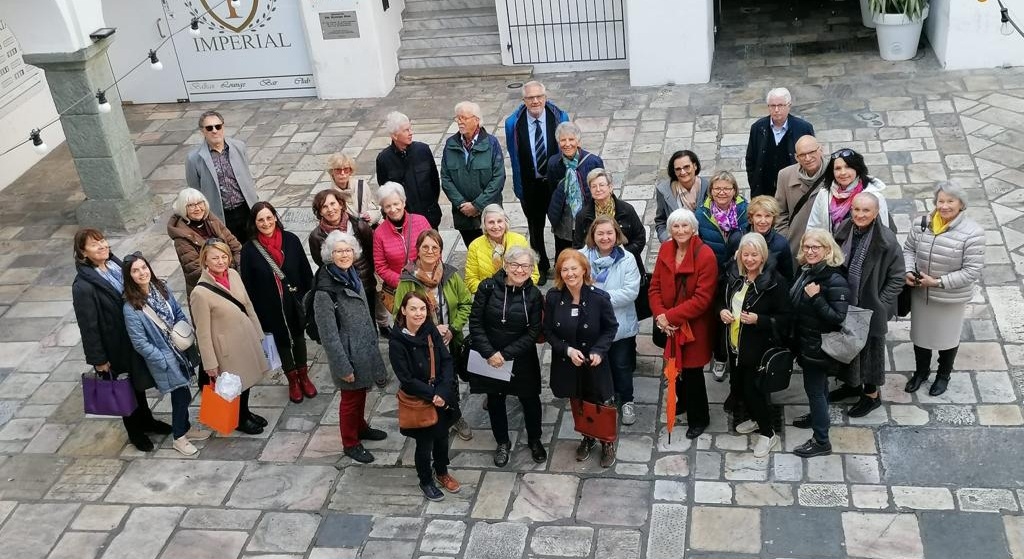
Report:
190,239,271,435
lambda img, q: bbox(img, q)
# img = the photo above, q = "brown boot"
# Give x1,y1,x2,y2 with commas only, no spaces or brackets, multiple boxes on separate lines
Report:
297,365,318,399
285,370,303,403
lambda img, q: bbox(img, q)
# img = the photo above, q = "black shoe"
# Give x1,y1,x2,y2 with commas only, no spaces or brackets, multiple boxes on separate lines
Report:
528,439,547,463
929,375,950,396
344,444,375,464
537,269,549,286
128,433,154,452
494,442,510,467
847,395,881,418
685,424,706,440
359,427,388,441
420,482,444,502
793,438,832,458
905,373,929,393
793,413,812,429
145,420,173,435
828,384,862,402
236,417,264,435
247,412,268,428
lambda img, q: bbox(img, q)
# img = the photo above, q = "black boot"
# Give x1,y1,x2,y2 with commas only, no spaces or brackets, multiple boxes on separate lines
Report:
906,345,931,393
929,346,958,396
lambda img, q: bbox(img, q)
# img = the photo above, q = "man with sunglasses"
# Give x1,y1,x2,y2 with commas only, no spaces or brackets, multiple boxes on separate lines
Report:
745,87,815,199
185,110,258,243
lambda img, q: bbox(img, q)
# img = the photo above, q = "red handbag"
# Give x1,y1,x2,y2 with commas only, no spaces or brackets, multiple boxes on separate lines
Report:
570,398,618,443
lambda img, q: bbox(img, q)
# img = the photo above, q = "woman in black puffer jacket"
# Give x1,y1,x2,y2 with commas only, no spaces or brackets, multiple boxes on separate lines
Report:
789,229,849,459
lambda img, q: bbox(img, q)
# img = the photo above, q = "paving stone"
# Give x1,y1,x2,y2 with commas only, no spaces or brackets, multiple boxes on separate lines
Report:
765,507,844,556
615,435,652,462
978,404,1024,425
1005,515,1024,559
226,464,336,510
695,450,721,479
890,404,930,425
798,484,850,507
694,481,732,504
957,488,1019,512
577,478,650,527
880,427,1024,487
690,506,761,554
852,484,891,509
463,522,528,559
595,528,640,559
0,454,70,499
653,479,687,502
106,459,244,505
646,504,687,559
772,453,803,481
842,512,924,559
71,504,130,531
975,371,1017,403
47,458,123,501
471,471,515,519
0,503,78,559
313,514,373,548
830,426,878,454
58,420,131,457
328,467,423,516
247,512,321,553
529,526,592,557
420,519,466,554
159,530,248,559
845,454,881,484
359,540,415,559
101,506,185,559
259,431,310,462
508,473,577,522
723,452,769,481
735,482,794,506
652,454,689,477
180,508,262,530
368,516,422,540
892,486,955,510
920,512,1011,559
47,531,108,559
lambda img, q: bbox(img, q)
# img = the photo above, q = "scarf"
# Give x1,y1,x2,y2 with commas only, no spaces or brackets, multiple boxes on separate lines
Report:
797,157,828,189
146,287,175,326
96,261,124,294
841,224,874,306
319,211,350,236
329,262,362,294
828,178,864,228
589,246,625,284
211,269,231,290
563,152,584,218
673,179,699,211
710,200,739,232
413,261,445,320
257,228,285,267
931,212,950,235
187,220,211,239
595,197,616,219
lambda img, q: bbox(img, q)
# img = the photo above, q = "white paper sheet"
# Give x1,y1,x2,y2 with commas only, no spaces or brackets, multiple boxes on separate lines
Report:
467,349,513,381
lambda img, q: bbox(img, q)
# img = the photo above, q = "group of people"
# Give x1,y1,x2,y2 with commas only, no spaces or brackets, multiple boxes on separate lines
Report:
71,84,984,501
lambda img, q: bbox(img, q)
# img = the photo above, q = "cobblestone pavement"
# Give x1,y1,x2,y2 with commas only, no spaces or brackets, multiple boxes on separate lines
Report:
2,45,1024,559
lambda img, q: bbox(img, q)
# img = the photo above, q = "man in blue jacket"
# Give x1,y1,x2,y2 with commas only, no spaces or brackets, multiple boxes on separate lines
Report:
744,87,815,199
504,81,569,285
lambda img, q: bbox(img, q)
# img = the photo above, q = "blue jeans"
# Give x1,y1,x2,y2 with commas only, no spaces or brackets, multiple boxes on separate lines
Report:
608,337,637,403
802,365,830,444
170,386,192,439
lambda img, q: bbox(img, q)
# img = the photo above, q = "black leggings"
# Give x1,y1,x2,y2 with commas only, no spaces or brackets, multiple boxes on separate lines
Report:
734,362,773,437
413,433,449,485
487,394,542,444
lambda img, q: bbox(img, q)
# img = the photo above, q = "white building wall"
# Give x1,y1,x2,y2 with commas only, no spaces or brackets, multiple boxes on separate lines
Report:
927,0,1024,70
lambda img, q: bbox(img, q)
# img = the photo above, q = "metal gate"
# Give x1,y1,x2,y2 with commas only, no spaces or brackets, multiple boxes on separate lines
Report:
504,0,627,64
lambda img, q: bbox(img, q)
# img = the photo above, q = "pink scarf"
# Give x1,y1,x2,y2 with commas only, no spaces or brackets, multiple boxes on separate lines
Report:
828,178,864,228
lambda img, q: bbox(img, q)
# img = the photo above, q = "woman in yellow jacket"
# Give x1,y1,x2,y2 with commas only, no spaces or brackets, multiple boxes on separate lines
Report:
465,204,539,293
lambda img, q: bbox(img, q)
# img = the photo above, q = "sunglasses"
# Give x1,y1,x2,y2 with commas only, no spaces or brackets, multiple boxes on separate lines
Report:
204,238,225,246
122,250,144,263
831,148,855,159
203,124,223,132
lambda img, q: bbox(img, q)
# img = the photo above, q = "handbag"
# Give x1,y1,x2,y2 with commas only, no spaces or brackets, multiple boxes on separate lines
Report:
570,398,618,443
635,270,653,321
199,380,240,435
397,335,440,429
820,305,874,364
141,304,195,352
82,371,138,417
757,347,794,392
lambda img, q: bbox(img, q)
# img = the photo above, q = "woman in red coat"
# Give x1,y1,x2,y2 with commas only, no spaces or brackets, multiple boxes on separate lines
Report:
650,207,719,439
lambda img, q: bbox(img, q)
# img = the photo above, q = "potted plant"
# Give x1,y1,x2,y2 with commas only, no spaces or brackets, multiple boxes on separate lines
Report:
868,0,930,61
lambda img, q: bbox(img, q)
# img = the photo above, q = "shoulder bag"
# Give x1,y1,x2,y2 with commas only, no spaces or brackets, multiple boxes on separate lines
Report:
196,282,247,315
569,363,618,443
635,269,653,322
821,305,874,364
141,304,195,352
397,334,440,429
82,369,138,417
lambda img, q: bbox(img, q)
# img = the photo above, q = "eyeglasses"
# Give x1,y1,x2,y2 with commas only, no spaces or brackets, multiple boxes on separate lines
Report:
203,124,223,132
523,95,545,102
711,186,735,193
186,201,206,209
419,245,441,253
331,167,353,174
768,103,790,110
831,149,855,159
454,115,479,123
674,165,695,172
332,248,355,255
803,244,825,252
506,262,531,271
796,149,820,159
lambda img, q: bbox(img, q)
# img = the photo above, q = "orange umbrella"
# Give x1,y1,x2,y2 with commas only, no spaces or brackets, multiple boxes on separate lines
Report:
662,321,694,444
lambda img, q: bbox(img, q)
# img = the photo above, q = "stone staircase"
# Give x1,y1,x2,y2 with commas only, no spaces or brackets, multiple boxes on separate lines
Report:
397,0,533,82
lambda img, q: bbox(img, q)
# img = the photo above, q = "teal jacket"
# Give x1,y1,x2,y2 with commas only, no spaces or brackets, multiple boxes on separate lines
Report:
440,127,506,231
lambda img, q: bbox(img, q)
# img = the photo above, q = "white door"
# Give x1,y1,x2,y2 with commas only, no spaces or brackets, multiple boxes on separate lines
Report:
102,0,189,103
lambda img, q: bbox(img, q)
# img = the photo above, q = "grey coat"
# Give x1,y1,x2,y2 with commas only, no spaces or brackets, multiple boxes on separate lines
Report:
184,137,259,220
903,210,985,305
654,176,709,242
313,266,387,390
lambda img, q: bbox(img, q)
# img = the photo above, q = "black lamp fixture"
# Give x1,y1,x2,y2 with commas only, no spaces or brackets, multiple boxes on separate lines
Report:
89,28,116,41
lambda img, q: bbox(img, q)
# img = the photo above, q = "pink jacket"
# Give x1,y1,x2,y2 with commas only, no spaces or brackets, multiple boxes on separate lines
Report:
373,212,432,288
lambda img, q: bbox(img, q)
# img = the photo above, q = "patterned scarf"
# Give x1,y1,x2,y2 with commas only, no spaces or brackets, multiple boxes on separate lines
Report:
412,260,444,319
146,288,175,326
595,197,616,219
828,178,865,228
319,210,350,235
563,152,583,218
710,200,739,232
841,224,874,306
589,246,625,284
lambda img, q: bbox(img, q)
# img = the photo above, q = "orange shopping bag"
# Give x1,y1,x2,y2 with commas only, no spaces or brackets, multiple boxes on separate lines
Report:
198,383,239,435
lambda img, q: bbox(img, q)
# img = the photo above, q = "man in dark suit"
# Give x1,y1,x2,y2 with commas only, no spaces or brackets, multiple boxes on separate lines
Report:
744,88,815,199
503,81,569,285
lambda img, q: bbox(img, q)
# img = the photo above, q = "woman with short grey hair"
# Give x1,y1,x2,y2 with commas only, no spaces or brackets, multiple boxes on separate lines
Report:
167,187,241,296
314,229,389,464
903,181,985,396
547,122,604,258
374,181,432,333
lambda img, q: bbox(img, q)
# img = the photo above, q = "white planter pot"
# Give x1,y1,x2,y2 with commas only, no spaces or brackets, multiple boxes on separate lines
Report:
872,5,929,61
859,0,876,28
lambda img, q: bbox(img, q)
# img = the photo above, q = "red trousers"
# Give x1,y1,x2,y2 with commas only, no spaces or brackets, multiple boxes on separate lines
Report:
339,388,370,448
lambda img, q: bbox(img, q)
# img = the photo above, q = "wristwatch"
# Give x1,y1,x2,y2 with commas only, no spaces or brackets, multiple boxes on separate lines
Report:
937,277,944,289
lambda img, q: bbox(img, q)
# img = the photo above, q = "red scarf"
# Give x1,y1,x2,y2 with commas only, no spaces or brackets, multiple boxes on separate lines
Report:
258,228,285,267
211,269,231,290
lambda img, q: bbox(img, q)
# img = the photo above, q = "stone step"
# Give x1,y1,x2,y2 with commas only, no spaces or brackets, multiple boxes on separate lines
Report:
401,26,502,50
398,63,533,83
397,47,503,70
404,0,493,13
401,7,499,31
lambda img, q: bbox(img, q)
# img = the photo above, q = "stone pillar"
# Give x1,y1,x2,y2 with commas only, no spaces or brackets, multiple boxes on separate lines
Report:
24,37,157,231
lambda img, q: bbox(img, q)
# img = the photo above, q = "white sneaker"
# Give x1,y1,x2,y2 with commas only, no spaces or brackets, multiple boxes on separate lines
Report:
753,433,780,458
712,361,728,382
173,436,198,456
186,427,212,441
621,402,636,425
735,419,758,434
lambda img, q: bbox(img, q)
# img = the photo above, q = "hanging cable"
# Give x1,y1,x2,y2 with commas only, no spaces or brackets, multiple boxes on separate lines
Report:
996,0,1024,38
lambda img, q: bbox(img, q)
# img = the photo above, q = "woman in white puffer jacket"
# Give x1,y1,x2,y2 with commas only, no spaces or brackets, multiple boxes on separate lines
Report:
902,181,985,397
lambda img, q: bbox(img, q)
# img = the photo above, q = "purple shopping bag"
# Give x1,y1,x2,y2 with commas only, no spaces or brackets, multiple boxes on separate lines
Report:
82,372,138,417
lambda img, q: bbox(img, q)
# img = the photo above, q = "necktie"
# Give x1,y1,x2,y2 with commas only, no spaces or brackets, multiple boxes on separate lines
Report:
533,119,547,177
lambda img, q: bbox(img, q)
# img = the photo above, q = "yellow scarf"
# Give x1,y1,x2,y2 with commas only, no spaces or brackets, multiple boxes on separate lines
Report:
595,197,616,219
931,212,950,235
